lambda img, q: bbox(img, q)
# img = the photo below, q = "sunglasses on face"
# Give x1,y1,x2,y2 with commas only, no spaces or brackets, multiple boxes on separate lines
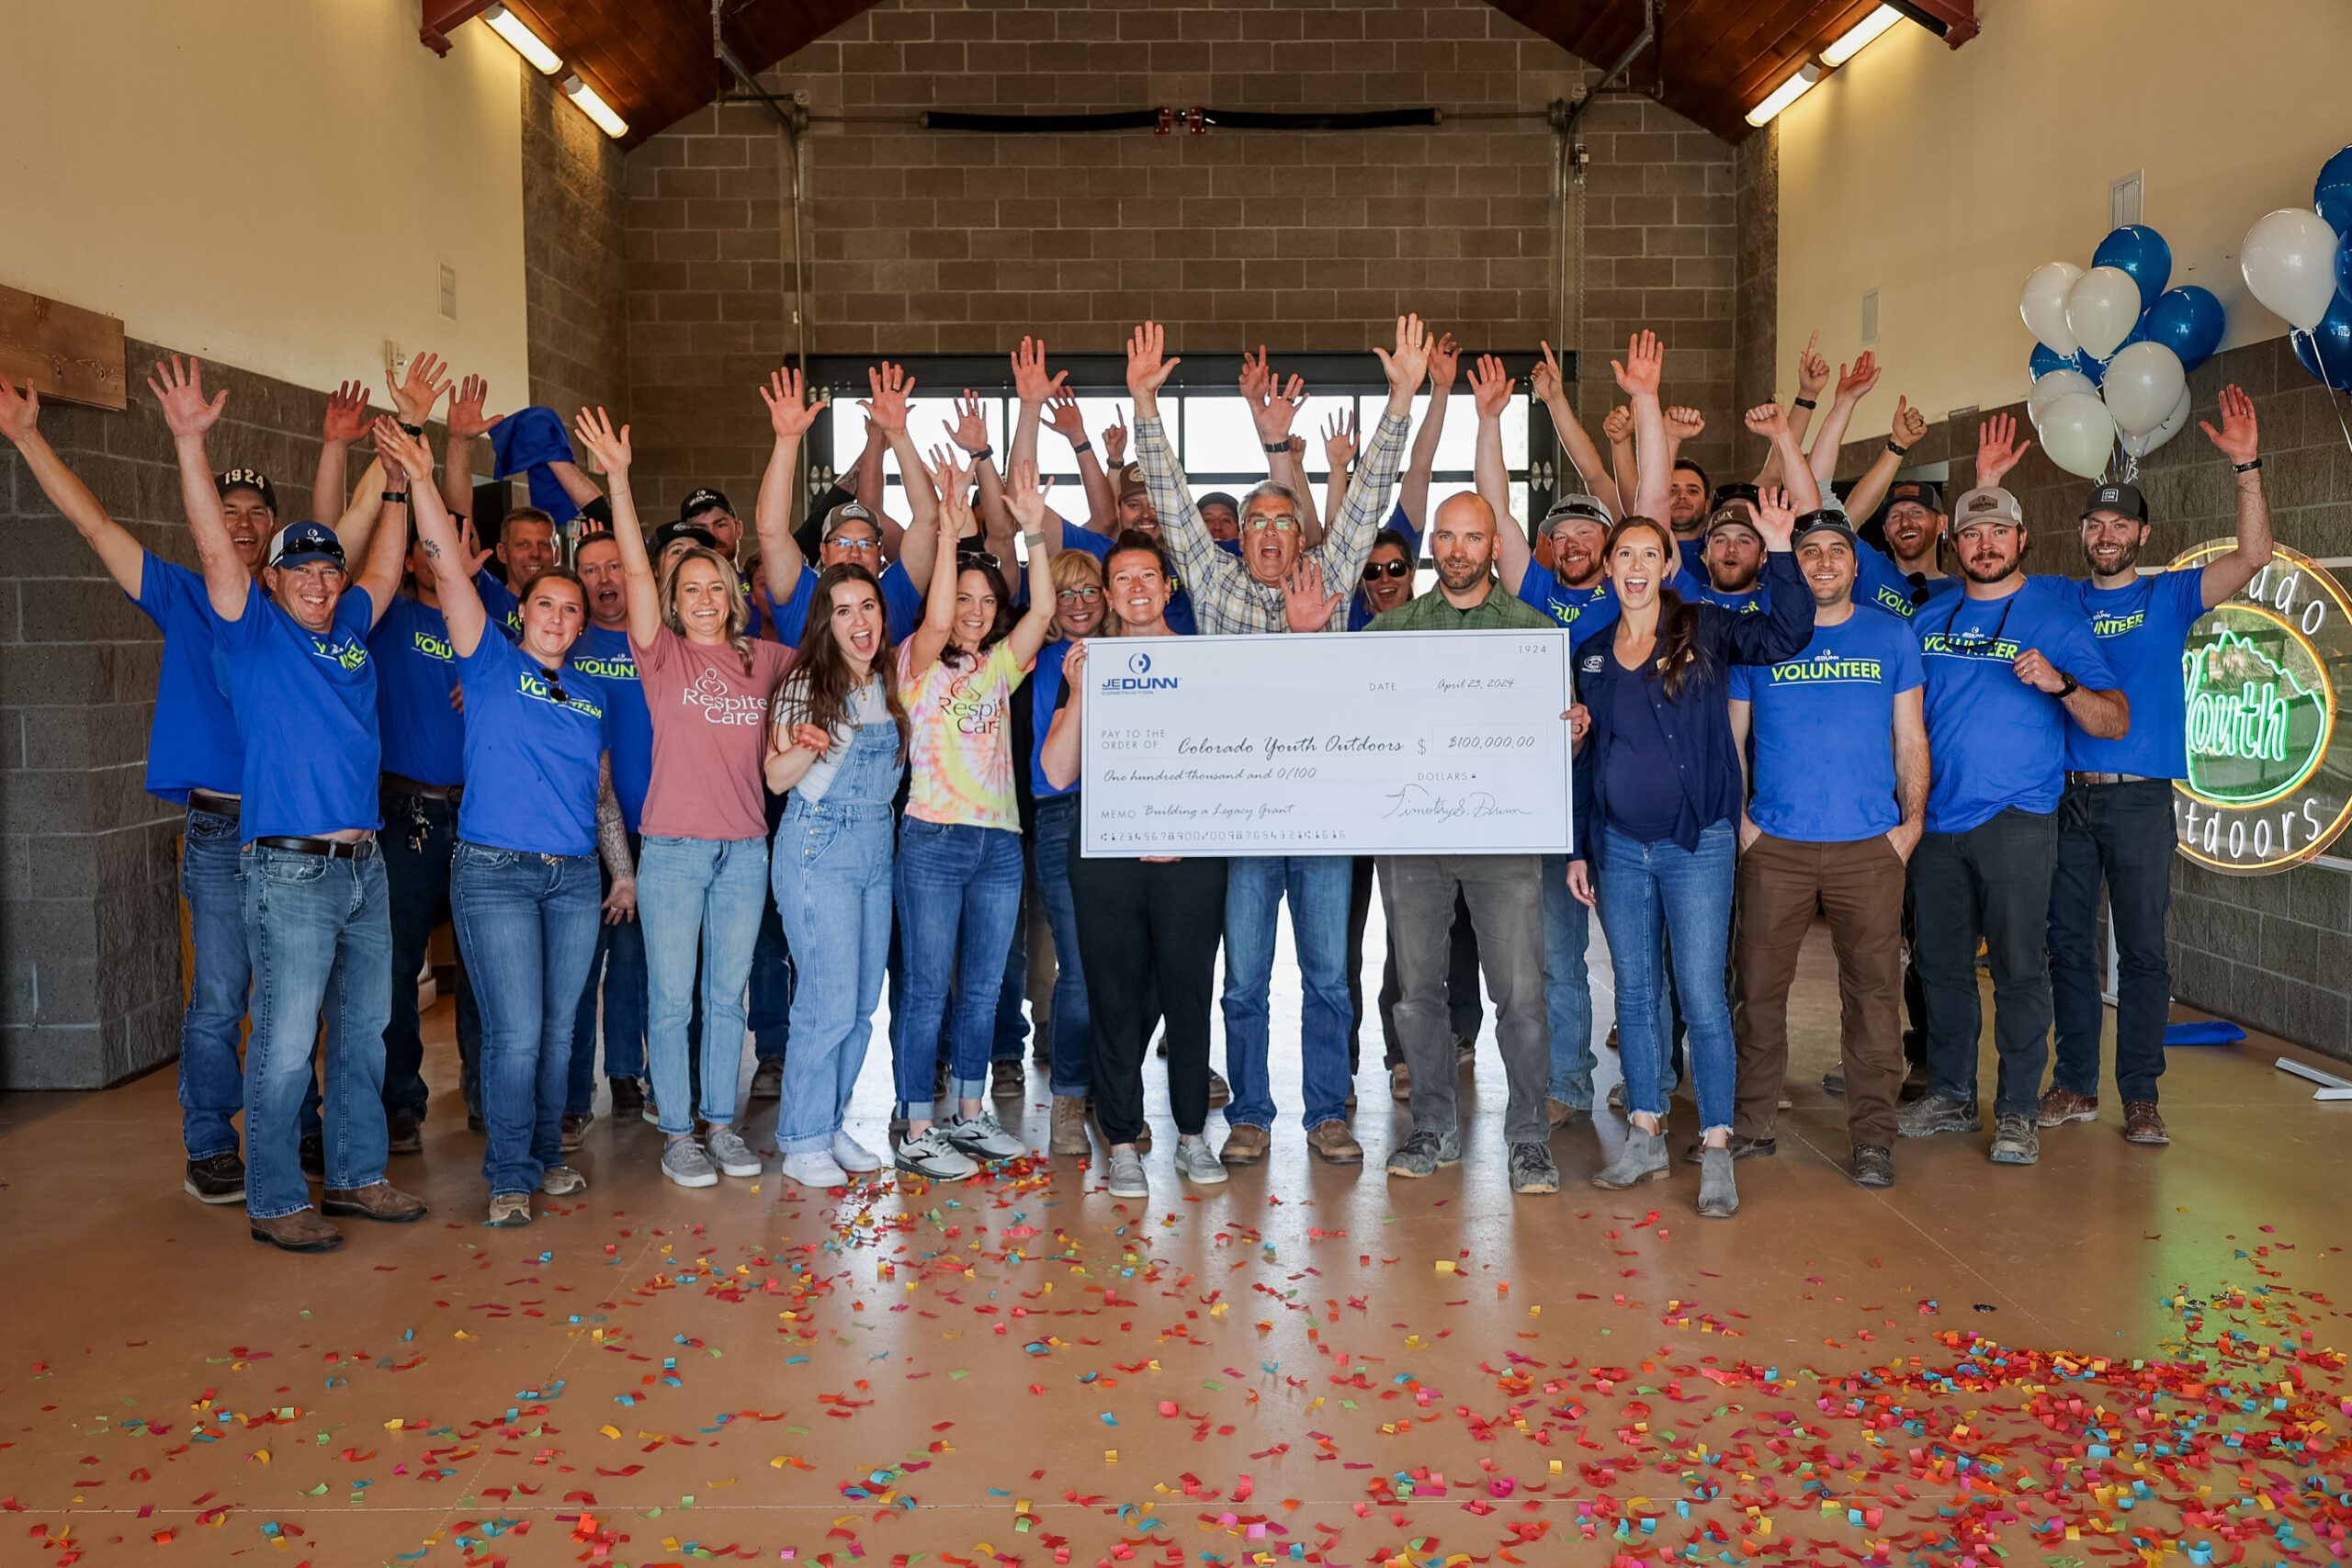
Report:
1363,559,1413,581
1057,586,1102,602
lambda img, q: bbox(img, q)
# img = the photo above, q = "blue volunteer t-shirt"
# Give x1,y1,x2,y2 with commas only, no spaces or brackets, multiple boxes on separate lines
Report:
1915,578,2117,833
1853,543,1962,622
1730,607,1924,842
368,593,466,787
455,634,610,858
571,624,653,833
1347,507,1423,632
209,586,382,840
1681,573,1763,615
1516,562,1619,648
2055,568,2206,779
1027,638,1078,801
130,554,242,801
1678,536,1705,574
767,559,924,649
474,568,522,641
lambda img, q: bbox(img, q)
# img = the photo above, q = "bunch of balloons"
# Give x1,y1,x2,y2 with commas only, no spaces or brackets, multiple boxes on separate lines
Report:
2019,224,2220,480
2239,142,2352,394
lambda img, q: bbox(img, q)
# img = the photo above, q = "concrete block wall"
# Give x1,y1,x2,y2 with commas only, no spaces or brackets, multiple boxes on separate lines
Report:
523,71,630,419
615,0,1740,519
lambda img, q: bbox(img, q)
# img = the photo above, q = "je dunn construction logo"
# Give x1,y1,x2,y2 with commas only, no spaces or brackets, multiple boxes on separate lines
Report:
2173,542,2352,874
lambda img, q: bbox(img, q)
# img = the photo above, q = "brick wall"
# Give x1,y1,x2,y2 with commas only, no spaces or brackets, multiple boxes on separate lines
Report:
522,71,629,420
616,0,1739,518
1816,333,2352,1064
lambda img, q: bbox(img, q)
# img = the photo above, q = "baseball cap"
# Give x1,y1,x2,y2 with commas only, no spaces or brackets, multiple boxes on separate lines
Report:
680,487,732,522
266,521,346,570
1115,462,1148,501
1540,493,1612,535
1883,479,1945,514
1951,486,2026,532
1792,508,1859,548
1197,490,1241,517
1704,505,1763,542
1709,481,1761,513
820,500,879,540
2079,480,2148,524
650,519,721,555
218,468,279,513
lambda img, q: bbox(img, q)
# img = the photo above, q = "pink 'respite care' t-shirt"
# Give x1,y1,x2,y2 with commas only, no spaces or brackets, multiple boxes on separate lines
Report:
633,626,792,840
898,638,1029,830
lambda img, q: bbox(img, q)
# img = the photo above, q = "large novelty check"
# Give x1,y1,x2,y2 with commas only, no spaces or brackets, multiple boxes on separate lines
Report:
1079,629,1575,856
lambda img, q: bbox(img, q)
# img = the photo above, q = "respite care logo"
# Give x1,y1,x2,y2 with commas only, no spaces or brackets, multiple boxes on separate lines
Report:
2172,542,2352,874
1099,649,1180,694
681,668,769,727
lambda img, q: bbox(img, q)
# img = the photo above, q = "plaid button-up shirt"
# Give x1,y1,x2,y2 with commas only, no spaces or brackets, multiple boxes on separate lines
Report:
1135,406,1409,635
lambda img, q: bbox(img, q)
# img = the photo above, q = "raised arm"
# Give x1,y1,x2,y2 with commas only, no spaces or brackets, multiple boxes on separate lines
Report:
1009,336,1080,531
1044,391,1114,532
1805,352,1878,484
1761,331,1830,486
1719,485,1815,665
1040,640,1090,791
1600,403,1636,516
1468,355,1530,592
1002,458,1059,665
350,423,413,632
312,378,368,527
1846,397,1927,520
147,356,247,618
904,452,970,676
1397,332,1458,527
1740,402,1819,512
0,374,146,595
1126,320,1233,596
944,390,1011,541
1320,410,1355,547
2197,385,2273,606
1532,342,1623,519
377,420,489,651
1611,331,1669,523
571,408,658,647
1243,348,1320,542
1313,313,1430,593
442,372,503,522
754,366,827,590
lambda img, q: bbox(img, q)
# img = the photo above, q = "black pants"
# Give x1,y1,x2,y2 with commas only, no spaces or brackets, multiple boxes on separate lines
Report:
2048,779,2174,1102
1346,857,1480,1070
1912,807,2059,1120
1072,854,1227,1145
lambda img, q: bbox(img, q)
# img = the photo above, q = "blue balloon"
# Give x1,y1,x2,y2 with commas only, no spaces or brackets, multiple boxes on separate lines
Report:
2339,230,2352,309
2316,143,2352,233
2093,224,2172,309
2030,342,2072,379
2290,291,2352,391
2143,286,2226,371
2073,349,2108,387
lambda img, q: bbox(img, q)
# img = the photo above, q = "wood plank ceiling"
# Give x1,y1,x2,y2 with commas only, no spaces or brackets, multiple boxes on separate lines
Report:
495,0,1962,147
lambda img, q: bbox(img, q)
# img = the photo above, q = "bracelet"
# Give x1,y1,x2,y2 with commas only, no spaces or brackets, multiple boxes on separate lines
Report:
1069,438,1092,456
383,491,410,504
1262,440,1289,454
1793,397,1818,411
1885,439,1910,457
967,444,995,463
398,421,424,437
2234,458,2262,473
1022,529,1046,549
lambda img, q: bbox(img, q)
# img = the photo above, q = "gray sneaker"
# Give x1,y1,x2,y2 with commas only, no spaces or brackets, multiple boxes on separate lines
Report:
1509,1141,1560,1194
941,1110,1025,1161
1988,1112,2041,1166
1106,1146,1148,1199
1175,1134,1227,1186
1385,1127,1463,1178
895,1127,978,1181
705,1125,762,1178
1896,1093,1982,1138
662,1137,717,1189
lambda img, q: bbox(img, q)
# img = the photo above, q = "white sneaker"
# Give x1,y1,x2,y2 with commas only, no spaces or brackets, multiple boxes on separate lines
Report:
895,1127,978,1180
705,1126,762,1178
941,1110,1024,1161
831,1130,883,1173
780,1149,848,1188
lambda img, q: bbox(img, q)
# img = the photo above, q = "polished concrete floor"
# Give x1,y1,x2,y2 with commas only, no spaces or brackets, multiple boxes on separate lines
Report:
4,919,2349,1566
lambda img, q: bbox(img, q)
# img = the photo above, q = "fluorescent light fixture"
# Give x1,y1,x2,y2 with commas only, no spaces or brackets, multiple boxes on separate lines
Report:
481,3,561,75
1746,62,1823,128
1821,4,1905,66
561,73,629,139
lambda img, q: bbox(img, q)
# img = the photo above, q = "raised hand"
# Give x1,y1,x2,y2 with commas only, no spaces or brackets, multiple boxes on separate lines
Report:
1011,335,1065,405
1101,407,1129,466
1004,457,1053,531
946,391,991,457
571,406,631,475
0,372,40,442
322,379,370,444
1043,390,1088,446
759,366,827,441
147,355,228,438
447,374,503,440
1600,404,1634,445
860,360,914,435
1976,411,2032,488
1665,405,1706,443
390,351,450,426
1742,401,1789,439
2199,384,2259,466
1753,483,1795,550
1610,330,1663,399
1321,408,1356,472
1795,331,1830,401
372,416,435,485
1891,395,1928,450
1835,351,1880,403
1250,367,1306,444
1280,558,1344,633
927,447,975,538
1125,321,1181,403
1530,341,1566,406
1238,345,1272,406
1374,313,1432,400
1467,353,1516,421
1428,331,1462,391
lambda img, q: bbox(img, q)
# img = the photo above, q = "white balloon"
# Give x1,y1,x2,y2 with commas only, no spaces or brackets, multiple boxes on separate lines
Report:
2240,207,2342,332
2027,367,2098,423
2039,391,2117,479
2121,387,2194,458
2064,266,2143,361
2101,341,2188,437
2020,260,2084,357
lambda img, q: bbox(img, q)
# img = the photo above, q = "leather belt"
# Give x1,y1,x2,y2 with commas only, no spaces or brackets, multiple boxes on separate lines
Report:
187,789,242,817
381,773,463,802
253,835,379,860
2066,771,2154,787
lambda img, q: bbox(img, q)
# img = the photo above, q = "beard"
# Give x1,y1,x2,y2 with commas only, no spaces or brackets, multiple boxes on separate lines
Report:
2084,538,2143,576
1435,558,1489,592
1960,550,2019,583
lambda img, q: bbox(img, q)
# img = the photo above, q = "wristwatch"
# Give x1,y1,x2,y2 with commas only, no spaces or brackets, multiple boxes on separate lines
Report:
2056,672,2079,699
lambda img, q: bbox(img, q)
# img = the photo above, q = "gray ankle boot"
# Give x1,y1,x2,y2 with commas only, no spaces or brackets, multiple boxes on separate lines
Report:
1697,1145,1740,1217
1590,1123,1670,1189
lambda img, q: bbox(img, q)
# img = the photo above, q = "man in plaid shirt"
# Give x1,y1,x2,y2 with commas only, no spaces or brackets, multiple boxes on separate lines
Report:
1123,315,1430,1168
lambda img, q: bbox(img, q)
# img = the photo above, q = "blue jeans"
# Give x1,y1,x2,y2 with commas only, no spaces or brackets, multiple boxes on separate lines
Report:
454,843,602,1197
992,865,1034,1066
638,834,769,1136
241,845,393,1219
1540,853,1596,1111
892,818,1023,1119
773,799,895,1153
1593,821,1737,1133
379,791,481,1121
1221,855,1353,1131
1031,795,1094,1098
178,807,251,1159
566,855,648,1112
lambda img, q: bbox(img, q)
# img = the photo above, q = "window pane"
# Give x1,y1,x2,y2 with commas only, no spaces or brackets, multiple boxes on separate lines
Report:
1179,393,1262,480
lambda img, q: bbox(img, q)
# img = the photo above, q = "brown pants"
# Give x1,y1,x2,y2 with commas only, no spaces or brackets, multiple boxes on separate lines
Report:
1731,831,1906,1146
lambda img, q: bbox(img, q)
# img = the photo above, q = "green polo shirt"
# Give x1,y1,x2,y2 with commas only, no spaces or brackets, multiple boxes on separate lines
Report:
1368,582,1555,632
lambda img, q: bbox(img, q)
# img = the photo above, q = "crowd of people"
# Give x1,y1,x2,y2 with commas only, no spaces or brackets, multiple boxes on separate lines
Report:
0,309,2270,1248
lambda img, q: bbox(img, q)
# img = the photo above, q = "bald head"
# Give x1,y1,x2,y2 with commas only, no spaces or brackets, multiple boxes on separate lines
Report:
1430,491,1500,596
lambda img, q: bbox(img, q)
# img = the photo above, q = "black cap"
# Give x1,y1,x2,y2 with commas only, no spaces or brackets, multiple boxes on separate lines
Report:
680,487,732,522
1883,479,1945,515
218,468,279,513
650,519,721,555
1792,508,1859,548
1709,481,1760,513
2079,480,2148,525
1197,490,1241,517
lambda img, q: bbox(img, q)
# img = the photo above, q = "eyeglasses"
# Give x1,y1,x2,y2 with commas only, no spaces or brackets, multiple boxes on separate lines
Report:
1057,586,1102,601
1363,559,1413,581
1245,515,1301,533
828,536,879,553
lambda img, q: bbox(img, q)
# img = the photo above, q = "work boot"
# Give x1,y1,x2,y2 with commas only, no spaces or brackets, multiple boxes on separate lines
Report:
1050,1095,1091,1156
322,1183,428,1224
250,1209,343,1253
2037,1087,2098,1128
1895,1093,1981,1137
1850,1144,1895,1188
2122,1100,2170,1145
1219,1123,1271,1166
1306,1118,1363,1164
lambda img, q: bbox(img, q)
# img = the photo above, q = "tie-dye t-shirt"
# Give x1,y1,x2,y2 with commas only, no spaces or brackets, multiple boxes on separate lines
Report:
898,638,1029,830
